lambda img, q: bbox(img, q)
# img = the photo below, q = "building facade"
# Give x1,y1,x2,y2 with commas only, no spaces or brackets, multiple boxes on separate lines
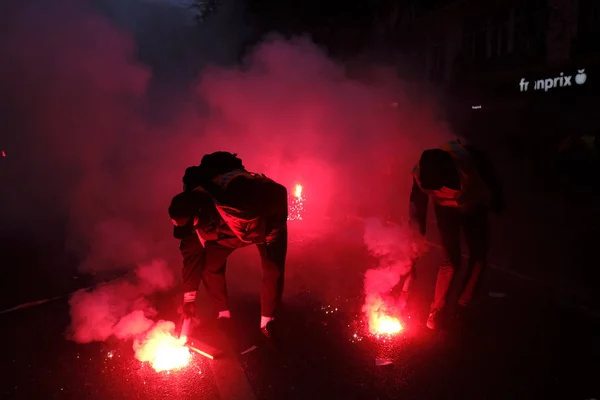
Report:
385,0,600,153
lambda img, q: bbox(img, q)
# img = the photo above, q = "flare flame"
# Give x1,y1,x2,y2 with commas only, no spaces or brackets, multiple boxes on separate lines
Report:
134,321,191,372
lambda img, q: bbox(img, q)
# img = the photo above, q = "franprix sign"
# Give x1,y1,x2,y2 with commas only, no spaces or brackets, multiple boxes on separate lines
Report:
519,69,588,92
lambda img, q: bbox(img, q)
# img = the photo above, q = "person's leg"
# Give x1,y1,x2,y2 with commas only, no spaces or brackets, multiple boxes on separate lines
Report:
458,206,489,308
431,205,462,311
399,261,417,314
427,205,462,330
200,244,234,315
256,222,288,326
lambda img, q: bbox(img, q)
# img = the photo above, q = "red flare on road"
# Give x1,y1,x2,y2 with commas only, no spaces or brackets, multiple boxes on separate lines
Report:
363,294,403,337
134,321,191,372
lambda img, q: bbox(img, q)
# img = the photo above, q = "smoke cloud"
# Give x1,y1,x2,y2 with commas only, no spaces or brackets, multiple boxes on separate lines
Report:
67,259,172,343
361,218,428,332
1,0,451,343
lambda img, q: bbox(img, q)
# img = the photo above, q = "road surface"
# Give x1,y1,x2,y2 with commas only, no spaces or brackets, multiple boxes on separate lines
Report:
1,219,599,400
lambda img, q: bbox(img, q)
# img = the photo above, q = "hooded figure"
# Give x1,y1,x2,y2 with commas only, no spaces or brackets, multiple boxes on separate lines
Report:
410,140,504,330
171,152,288,337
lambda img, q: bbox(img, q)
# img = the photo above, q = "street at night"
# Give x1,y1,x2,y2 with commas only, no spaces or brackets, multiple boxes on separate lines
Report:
1,219,599,399
2,0,600,399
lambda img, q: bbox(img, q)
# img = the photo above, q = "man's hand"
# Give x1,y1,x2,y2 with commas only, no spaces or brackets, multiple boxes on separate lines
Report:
182,291,197,318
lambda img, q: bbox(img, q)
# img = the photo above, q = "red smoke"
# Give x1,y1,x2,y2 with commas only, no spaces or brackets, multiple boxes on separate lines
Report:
1,1,450,266
362,218,428,334
113,310,155,340
67,260,171,343
68,259,191,371
194,36,451,223
1,0,451,344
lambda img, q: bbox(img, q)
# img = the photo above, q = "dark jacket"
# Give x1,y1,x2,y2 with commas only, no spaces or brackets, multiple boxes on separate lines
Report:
409,145,505,235
170,189,246,248
185,164,288,220
225,174,288,223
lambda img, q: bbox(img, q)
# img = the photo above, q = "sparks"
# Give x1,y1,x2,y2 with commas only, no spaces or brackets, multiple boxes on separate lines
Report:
134,321,191,373
321,304,339,315
288,183,305,221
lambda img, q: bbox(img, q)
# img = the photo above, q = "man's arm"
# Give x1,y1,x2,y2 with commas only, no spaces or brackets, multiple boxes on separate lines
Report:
466,146,506,214
409,178,429,236
179,234,205,318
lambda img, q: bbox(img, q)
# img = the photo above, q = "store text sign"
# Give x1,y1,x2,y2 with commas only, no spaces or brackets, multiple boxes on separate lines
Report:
519,69,587,92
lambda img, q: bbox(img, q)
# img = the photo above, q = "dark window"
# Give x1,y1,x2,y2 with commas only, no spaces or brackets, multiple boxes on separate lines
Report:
473,28,487,60
462,17,488,62
574,0,600,55
462,30,474,60
490,9,510,58
414,0,454,17
513,1,547,58
579,0,600,36
430,43,446,82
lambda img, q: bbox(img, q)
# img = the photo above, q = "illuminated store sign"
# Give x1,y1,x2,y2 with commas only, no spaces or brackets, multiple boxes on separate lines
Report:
519,69,587,92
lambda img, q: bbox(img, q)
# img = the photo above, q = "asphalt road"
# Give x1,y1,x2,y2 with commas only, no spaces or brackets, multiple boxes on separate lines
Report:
1,220,599,400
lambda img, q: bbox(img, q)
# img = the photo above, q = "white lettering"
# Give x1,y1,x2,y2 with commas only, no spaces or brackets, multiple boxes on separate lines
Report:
519,68,586,93
564,75,572,86
536,80,544,90
519,78,528,92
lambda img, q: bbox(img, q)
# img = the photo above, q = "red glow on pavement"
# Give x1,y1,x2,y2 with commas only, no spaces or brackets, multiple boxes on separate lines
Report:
134,321,191,373
1,150,5,157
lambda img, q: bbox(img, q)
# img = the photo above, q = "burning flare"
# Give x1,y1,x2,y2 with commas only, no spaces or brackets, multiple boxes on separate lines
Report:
288,183,305,221
134,321,191,372
363,294,403,336
370,313,402,335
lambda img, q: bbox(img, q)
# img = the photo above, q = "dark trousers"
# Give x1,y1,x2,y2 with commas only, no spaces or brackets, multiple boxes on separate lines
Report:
431,204,489,311
180,235,234,312
179,224,287,317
